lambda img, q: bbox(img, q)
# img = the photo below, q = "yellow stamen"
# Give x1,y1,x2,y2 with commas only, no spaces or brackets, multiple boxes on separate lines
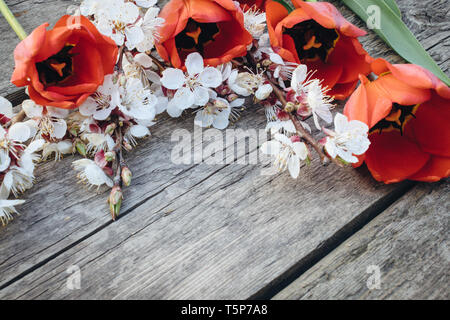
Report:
303,35,322,50
50,62,66,77
385,109,402,126
186,27,202,45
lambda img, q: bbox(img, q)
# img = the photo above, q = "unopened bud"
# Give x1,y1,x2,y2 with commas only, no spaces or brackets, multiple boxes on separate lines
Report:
75,140,87,157
123,141,133,151
105,123,116,135
262,59,272,67
108,186,123,220
284,102,296,113
121,167,132,187
104,151,115,162
69,125,79,137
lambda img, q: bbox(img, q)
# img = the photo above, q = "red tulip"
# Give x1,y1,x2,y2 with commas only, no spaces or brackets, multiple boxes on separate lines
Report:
156,0,253,69
11,15,118,110
344,58,450,183
266,0,371,99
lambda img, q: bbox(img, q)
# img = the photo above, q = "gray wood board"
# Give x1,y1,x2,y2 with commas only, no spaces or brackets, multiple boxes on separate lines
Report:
273,181,449,300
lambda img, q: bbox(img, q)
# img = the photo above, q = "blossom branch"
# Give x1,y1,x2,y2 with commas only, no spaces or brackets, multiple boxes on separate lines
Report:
267,73,344,168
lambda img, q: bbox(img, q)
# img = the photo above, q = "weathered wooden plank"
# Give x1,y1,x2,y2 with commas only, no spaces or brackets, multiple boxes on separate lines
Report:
273,181,449,300
0,0,448,299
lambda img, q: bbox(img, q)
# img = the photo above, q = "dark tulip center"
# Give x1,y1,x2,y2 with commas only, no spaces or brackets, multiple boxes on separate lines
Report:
175,18,220,55
371,103,419,135
283,20,339,62
36,44,75,86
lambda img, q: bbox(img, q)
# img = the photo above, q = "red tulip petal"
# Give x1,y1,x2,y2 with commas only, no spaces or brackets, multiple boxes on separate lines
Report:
293,0,366,37
408,156,450,182
329,36,371,84
11,23,49,87
344,75,392,128
365,130,430,184
406,94,450,158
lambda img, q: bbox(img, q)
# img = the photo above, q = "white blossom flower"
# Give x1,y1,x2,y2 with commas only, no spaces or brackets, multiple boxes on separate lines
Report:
72,159,113,189
136,7,165,53
0,123,32,172
243,7,266,39
194,97,244,130
22,100,69,140
325,113,370,164
18,139,46,175
2,167,34,198
82,133,115,154
228,70,273,100
260,133,308,179
120,77,158,121
161,53,222,117
42,140,74,161
305,80,333,130
0,198,25,226
81,0,142,49
79,75,121,121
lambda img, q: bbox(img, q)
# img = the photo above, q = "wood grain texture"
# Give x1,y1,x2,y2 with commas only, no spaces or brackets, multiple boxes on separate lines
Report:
0,0,448,299
273,181,449,300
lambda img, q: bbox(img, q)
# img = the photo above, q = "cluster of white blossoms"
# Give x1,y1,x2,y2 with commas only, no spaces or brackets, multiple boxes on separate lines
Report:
0,97,45,225
0,0,373,225
260,65,370,179
80,0,165,52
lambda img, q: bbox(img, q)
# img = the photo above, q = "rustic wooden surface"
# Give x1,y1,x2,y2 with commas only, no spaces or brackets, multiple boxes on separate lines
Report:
274,181,449,300
0,0,448,299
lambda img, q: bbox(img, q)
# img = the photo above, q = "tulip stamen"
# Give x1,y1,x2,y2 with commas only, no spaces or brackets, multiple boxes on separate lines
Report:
175,18,220,55
36,44,75,86
283,20,339,62
371,103,420,135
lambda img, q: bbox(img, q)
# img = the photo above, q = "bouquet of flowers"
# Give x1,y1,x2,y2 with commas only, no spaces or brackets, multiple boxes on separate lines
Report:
0,0,448,226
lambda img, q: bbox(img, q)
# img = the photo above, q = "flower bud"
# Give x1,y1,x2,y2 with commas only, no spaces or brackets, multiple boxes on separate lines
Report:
104,151,116,162
284,102,296,113
121,167,132,187
123,141,133,151
108,186,123,220
75,140,87,157
105,123,116,135
262,59,272,67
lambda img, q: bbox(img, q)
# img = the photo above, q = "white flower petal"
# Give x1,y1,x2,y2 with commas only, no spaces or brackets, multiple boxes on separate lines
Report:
292,142,308,160
52,119,67,139
288,155,300,179
167,100,183,118
255,84,273,100
185,52,204,76
79,97,97,117
161,68,185,90
134,52,153,68
47,106,69,119
194,111,214,128
0,150,11,172
130,125,150,138
199,67,223,88
21,100,43,118
8,123,31,142
212,110,230,130
173,87,195,110
260,140,281,156
193,86,210,106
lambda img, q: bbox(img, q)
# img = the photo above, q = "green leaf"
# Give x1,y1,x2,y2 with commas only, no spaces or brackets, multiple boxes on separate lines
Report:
273,0,295,12
341,0,450,86
382,0,401,18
